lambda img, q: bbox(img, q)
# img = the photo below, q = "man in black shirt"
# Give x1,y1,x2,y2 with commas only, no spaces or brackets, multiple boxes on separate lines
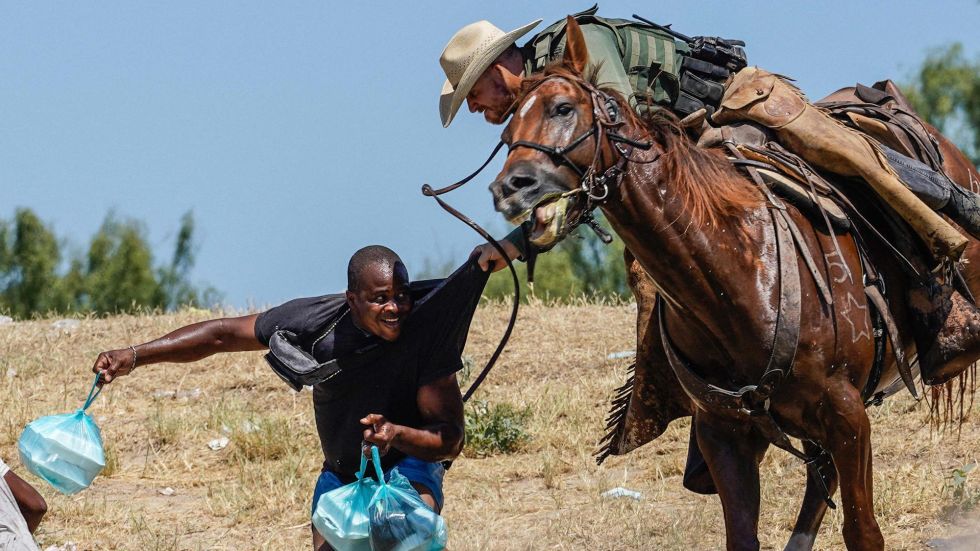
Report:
92,245,478,551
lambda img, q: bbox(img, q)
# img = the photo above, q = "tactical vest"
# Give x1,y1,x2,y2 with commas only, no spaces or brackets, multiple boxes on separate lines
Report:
522,5,744,116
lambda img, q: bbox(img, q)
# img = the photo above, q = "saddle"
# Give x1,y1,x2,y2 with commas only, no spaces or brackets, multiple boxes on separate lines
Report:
697,80,959,273
819,80,945,170
596,81,951,466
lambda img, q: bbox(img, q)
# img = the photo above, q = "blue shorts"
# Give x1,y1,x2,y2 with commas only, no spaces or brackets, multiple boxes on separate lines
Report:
311,456,446,515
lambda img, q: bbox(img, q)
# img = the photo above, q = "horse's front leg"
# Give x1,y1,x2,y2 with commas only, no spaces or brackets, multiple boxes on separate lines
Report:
784,440,839,551
695,412,769,551
820,384,884,550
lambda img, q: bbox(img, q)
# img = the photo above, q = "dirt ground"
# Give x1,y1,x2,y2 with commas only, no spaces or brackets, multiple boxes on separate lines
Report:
1,303,978,550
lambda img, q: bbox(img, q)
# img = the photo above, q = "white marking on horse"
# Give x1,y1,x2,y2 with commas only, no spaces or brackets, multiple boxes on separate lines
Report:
824,251,853,284
841,291,871,343
519,95,537,119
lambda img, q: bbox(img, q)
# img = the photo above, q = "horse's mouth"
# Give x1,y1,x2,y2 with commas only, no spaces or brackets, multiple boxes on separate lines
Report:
507,193,580,247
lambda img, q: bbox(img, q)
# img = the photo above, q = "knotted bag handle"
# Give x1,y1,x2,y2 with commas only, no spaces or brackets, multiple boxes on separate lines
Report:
355,445,386,482
80,372,103,413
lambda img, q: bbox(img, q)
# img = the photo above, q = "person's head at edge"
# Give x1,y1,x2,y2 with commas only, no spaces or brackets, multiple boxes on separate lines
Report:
439,19,541,127
345,245,413,342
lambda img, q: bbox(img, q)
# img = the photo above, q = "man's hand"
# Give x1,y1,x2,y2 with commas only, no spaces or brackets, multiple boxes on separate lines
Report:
361,414,402,456
92,347,137,385
471,239,521,273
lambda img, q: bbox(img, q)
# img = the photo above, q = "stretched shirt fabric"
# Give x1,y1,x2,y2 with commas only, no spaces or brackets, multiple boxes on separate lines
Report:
254,259,489,478
0,459,40,551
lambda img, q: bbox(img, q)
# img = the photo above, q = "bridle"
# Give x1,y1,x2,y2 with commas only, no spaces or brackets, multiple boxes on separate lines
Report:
504,75,654,241
419,72,652,401
509,75,653,202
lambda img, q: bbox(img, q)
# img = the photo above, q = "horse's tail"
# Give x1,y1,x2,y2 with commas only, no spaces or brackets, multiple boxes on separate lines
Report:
927,362,977,432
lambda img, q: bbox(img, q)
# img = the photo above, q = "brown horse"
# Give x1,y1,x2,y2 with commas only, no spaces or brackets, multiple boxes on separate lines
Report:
488,18,980,551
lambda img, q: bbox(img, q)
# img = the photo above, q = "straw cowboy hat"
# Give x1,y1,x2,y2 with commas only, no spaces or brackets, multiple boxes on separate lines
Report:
439,19,541,127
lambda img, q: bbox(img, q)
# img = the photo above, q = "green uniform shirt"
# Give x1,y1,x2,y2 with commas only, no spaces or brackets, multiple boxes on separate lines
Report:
521,10,687,114
523,22,634,108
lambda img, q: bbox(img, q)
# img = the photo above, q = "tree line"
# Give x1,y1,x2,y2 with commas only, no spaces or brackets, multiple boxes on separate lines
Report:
0,209,215,319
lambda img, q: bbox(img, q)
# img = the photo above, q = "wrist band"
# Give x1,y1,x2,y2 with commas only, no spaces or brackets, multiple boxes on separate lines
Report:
130,345,138,371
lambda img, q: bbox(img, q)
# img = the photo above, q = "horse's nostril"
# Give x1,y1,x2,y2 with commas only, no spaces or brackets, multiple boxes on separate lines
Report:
508,175,537,190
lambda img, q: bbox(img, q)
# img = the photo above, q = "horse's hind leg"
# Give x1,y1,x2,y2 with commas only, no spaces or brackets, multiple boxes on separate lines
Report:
695,413,769,551
821,384,884,550
784,441,839,551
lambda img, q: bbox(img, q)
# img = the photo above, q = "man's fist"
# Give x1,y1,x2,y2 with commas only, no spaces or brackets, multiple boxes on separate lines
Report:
91,348,136,385
361,414,402,456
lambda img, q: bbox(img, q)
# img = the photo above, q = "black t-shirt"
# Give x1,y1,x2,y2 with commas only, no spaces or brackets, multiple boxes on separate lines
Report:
253,260,488,477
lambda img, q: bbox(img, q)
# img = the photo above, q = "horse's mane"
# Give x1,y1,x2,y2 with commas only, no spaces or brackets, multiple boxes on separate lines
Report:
518,64,761,229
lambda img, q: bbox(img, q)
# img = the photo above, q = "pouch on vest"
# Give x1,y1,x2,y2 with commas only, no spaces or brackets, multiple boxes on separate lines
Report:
616,22,684,110
18,374,105,495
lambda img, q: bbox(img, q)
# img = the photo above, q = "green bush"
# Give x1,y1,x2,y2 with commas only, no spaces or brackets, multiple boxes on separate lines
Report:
945,461,980,511
464,400,530,457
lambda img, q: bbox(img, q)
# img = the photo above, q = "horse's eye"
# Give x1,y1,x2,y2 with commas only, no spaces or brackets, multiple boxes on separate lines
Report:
554,103,574,117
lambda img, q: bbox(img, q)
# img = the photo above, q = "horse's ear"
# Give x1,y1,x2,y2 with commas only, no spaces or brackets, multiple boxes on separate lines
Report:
562,17,588,75
495,64,523,98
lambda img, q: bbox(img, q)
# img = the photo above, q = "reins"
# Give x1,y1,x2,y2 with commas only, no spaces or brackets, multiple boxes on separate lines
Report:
421,180,522,402
422,73,658,404
422,75,654,401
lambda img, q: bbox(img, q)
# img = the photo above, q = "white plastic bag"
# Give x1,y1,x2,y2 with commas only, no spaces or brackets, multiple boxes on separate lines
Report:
312,447,383,551
18,374,105,495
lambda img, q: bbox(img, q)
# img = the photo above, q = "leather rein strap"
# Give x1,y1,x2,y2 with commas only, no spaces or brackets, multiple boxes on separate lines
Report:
421,180,520,403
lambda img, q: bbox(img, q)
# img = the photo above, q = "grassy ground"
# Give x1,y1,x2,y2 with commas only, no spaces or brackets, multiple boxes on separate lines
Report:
0,303,978,550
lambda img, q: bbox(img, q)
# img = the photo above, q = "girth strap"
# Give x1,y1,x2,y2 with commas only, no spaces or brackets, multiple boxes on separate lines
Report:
655,206,836,506
657,205,801,412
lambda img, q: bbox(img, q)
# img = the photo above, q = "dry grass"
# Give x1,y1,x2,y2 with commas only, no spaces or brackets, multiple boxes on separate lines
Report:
1,303,978,550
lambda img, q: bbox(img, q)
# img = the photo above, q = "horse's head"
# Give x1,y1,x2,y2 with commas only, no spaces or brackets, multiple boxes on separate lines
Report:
490,17,624,248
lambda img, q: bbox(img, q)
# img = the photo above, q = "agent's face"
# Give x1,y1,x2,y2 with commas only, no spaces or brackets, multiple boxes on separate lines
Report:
346,262,412,341
466,66,515,125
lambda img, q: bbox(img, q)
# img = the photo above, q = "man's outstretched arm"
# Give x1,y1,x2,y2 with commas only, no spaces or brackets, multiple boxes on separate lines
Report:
92,314,264,384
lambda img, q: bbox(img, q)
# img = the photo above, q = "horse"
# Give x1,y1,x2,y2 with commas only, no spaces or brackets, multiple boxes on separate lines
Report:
487,18,980,550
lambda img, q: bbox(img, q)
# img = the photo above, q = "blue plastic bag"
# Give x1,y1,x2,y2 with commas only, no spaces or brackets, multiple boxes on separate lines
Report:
312,446,384,551
18,374,106,495
368,461,447,551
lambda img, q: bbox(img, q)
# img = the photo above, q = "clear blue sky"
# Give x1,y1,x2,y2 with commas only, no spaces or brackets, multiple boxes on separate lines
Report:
3,1,978,308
